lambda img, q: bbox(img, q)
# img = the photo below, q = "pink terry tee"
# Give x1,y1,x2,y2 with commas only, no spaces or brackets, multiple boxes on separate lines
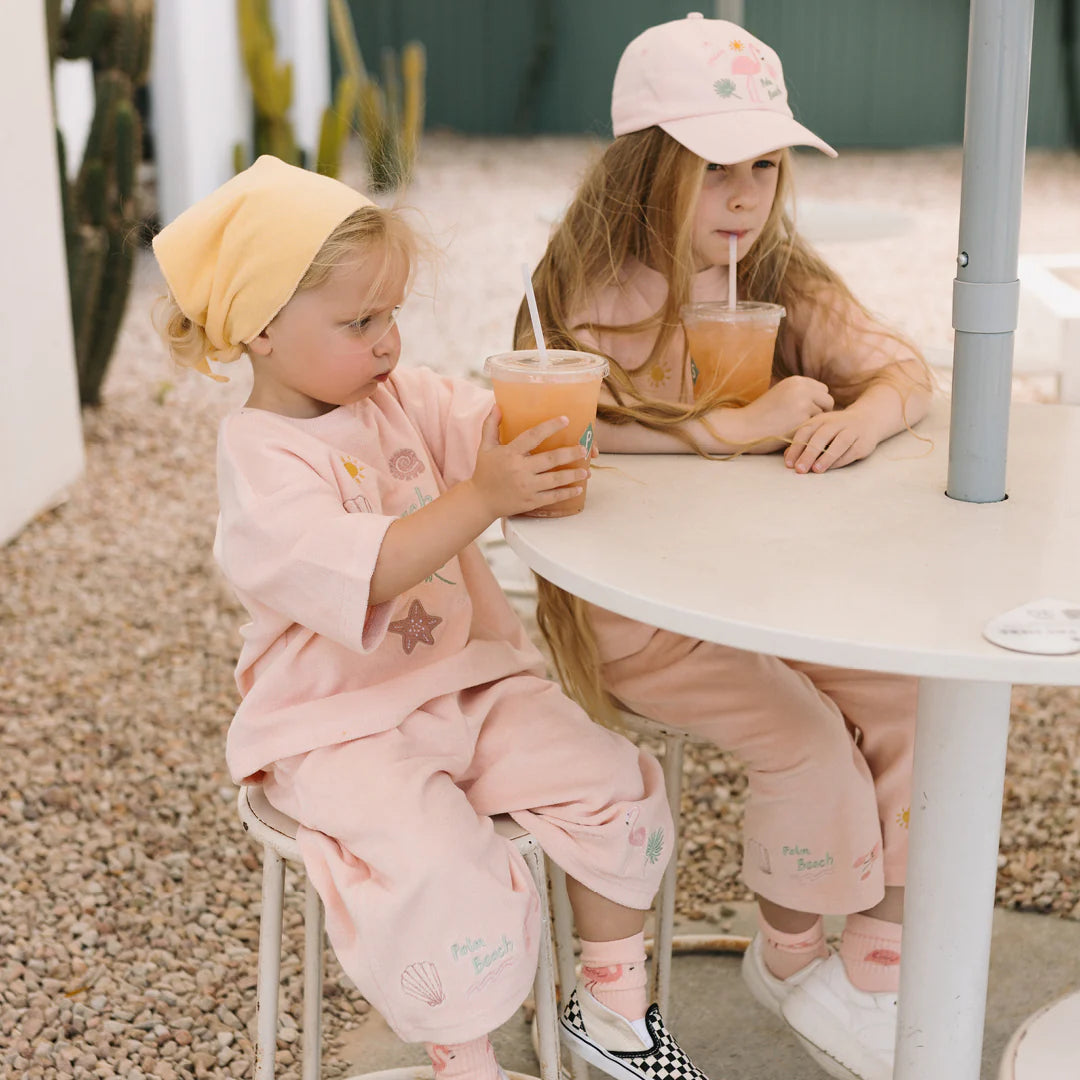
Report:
214,364,544,781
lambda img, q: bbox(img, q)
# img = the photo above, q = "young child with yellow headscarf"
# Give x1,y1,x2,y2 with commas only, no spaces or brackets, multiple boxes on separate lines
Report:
153,156,712,1080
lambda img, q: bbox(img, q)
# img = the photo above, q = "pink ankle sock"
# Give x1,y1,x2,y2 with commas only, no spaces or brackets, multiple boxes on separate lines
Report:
757,909,829,980
579,931,648,1021
424,1036,499,1080
839,913,902,992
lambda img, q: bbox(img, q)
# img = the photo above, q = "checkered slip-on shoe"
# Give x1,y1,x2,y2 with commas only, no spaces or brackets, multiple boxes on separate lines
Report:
560,987,711,1080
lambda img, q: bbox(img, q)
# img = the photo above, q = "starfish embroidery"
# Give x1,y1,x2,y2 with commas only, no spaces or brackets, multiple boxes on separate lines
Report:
388,599,442,655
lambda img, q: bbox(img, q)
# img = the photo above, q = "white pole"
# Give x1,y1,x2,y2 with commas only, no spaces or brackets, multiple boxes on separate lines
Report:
947,0,1035,503
895,677,1013,1079
151,0,250,224
714,1,746,24
270,0,331,168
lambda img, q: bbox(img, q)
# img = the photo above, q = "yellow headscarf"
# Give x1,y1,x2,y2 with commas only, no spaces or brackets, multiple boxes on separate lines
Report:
152,155,375,377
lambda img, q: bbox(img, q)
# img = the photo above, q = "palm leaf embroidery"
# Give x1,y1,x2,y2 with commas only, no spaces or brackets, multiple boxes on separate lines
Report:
645,828,664,865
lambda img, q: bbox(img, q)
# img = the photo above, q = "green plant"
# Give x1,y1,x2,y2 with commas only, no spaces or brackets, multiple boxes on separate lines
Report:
329,0,425,192
46,0,154,407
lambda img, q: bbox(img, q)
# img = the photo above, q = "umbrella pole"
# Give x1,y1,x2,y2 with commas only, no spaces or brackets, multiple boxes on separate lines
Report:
947,0,1035,504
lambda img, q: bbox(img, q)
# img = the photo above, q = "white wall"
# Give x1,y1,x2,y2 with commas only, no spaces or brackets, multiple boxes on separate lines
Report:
0,4,85,547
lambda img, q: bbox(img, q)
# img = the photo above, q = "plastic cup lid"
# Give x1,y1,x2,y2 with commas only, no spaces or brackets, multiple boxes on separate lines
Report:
681,301,786,323
484,349,610,382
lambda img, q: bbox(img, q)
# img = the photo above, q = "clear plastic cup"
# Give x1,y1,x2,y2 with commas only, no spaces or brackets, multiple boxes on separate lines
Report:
483,349,609,517
681,301,786,404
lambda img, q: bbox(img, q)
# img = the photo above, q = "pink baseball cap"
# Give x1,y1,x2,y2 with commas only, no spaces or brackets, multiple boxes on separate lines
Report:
612,12,837,163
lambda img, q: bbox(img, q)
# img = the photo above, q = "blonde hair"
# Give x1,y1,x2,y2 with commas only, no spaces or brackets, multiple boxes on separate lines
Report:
518,127,932,724
154,205,419,378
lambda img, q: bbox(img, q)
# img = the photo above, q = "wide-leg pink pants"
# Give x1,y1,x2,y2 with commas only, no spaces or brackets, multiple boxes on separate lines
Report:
263,674,671,1044
601,630,917,914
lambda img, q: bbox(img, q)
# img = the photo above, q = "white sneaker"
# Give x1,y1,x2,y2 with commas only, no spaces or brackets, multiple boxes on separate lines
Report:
739,932,828,1019
780,954,896,1080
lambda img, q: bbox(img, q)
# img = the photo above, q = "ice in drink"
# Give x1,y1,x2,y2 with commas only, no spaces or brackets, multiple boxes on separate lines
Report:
484,350,609,517
681,301,786,404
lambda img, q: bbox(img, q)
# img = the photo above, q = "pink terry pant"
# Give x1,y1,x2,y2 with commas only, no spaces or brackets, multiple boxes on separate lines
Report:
262,674,671,1044
601,630,917,914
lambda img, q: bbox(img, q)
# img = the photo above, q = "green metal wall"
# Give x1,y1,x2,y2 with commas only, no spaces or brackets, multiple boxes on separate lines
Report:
343,0,1078,148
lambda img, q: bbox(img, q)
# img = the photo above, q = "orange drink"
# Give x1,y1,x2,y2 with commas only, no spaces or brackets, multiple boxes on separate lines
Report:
681,301,786,403
484,350,609,517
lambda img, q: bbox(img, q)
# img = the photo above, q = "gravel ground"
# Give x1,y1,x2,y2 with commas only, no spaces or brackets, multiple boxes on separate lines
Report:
3,134,1080,1078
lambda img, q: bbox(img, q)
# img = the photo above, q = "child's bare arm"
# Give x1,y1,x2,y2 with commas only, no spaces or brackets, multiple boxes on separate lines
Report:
369,409,589,603
595,376,834,455
785,360,932,474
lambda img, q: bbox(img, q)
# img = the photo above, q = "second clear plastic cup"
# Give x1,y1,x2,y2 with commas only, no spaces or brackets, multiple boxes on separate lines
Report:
483,349,609,518
681,301,786,403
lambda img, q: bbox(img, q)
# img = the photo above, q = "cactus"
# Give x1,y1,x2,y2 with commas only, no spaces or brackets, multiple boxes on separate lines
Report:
234,0,301,170
50,0,154,407
328,0,426,192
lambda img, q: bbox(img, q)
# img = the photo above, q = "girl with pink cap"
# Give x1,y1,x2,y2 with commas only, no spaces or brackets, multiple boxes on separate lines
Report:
153,156,714,1080
519,14,933,1080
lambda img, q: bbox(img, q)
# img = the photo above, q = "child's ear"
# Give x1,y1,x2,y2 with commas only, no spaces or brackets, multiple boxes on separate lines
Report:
247,329,273,357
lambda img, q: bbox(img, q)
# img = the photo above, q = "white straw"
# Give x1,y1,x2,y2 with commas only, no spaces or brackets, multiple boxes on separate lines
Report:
521,262,550,366
728,233,738,311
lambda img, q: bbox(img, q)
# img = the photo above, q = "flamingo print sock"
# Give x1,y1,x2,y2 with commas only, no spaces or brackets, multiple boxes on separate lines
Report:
423,1036,500,1080
839,913,902,992
579,931,648,1021
757,909,829,980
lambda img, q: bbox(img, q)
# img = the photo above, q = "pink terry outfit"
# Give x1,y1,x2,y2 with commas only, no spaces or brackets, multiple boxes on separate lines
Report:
215,365,671,1044
574,259,919,914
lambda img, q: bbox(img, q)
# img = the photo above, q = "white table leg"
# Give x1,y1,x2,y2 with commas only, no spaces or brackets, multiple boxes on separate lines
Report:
895,677,1012,1080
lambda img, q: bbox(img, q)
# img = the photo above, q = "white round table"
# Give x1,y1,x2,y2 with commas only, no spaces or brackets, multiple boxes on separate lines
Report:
504,400,1080,1080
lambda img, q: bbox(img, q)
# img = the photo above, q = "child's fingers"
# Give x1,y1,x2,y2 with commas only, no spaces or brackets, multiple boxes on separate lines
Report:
785,420,820,467
530,484,584,507
534,466,590,491
529,444,588,473
511,415,570,453
480,406,503,447
790,423,839,472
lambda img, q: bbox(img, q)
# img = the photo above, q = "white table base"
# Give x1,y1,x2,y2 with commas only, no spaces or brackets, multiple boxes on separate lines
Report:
897,678,1013,1079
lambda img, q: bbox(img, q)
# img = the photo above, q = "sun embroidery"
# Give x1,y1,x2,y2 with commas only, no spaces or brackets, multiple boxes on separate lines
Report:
729,38,746,52
341,456,365,483
896,807,910,829
647,361,669,388
388,599,442,654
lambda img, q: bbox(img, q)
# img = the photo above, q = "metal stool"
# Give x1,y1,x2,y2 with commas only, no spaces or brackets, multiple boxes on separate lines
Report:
237,784,563,1080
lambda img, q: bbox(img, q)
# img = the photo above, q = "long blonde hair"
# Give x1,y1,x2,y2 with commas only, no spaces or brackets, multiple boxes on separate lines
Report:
154,205,418,377
517,127,930,723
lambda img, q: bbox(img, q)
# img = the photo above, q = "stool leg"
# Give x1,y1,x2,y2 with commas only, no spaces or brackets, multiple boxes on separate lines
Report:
302,876,324,1080
526,846,563,1080
256,847,286,1080
652,735,684,1019
549,864,588,1080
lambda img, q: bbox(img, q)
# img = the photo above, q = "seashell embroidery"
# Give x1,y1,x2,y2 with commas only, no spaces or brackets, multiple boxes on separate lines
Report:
400,961,445,1007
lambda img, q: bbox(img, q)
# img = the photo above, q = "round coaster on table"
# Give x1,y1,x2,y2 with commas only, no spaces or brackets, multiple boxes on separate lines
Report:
983,598,1080,655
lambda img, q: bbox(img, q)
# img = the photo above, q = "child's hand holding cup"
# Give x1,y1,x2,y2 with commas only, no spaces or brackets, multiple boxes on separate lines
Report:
484,350,609,517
